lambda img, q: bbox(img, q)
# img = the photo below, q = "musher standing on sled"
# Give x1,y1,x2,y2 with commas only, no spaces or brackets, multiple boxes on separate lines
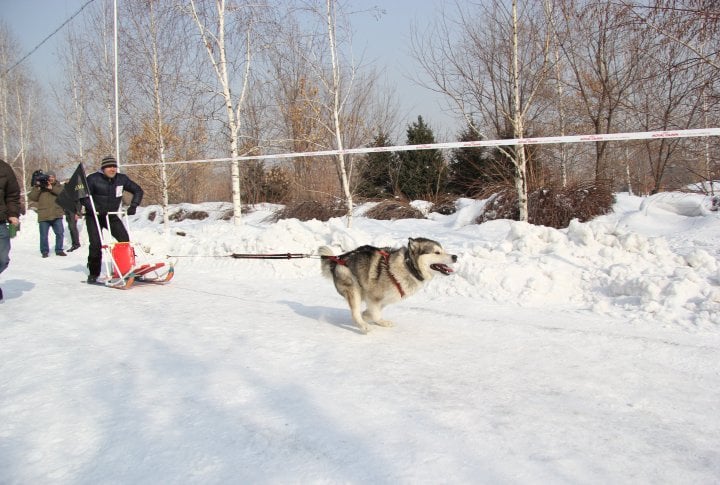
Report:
83,155,143,284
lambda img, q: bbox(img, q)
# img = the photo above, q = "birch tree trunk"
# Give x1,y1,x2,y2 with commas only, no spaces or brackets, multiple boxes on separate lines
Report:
0,26,16,162
147,1,170,229
189,0,252,226
56,26,88,166
326,0,353,227
0,64,8,162
102,9,116,157
14,84,28,210
547,0,567,188
70,64,86,162
412,0,552,223
511,0,528,222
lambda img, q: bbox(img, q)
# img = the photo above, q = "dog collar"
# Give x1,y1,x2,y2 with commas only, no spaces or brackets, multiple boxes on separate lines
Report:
404,252,424,282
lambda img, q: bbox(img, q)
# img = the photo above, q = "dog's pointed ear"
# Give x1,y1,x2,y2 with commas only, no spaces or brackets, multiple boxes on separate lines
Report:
408,237,417,253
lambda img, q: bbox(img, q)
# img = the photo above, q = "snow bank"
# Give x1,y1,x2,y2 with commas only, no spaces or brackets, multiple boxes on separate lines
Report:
128,192,720,330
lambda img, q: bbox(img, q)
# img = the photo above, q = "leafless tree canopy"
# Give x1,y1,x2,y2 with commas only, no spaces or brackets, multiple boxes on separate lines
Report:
412,0,719,199
0,0,718,221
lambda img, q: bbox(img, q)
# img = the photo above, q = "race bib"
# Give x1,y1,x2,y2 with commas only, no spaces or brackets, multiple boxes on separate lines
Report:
116,185,124,197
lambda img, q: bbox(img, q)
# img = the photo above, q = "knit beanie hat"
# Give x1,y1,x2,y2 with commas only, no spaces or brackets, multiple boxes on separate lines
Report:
101,155,117,169
46,170,56,177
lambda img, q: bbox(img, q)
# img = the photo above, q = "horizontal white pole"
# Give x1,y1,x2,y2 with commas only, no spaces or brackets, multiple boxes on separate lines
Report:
123,127,720,167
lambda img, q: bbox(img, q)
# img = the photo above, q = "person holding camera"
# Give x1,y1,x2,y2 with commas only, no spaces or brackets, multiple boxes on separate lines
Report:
83,155,143,283
1,159,21,301
28,170,66,258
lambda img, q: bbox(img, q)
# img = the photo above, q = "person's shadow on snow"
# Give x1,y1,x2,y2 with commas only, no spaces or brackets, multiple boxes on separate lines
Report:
60,264,89,275
279,300,366,334
0,279,35,301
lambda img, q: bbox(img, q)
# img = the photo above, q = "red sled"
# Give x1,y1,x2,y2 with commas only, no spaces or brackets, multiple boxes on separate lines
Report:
96,212,175,289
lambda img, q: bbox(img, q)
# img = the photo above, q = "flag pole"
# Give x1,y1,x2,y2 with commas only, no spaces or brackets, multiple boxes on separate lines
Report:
113,0,121,171
81,163,112,279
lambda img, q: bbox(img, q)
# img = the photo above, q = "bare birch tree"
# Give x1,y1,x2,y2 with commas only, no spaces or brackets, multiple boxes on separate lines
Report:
0,24,42,206
556,0,647,183
0,23,15,162
187,0,259,225
265,2,386,220
57,2,119,162
123,0,198,227
7,70,40,208
324,0,354,225
264,14,332,202
54,25,90,171
624,0,720,192
412,0,553,221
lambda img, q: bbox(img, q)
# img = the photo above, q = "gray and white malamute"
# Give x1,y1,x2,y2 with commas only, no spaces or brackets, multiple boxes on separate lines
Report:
319,237,457,333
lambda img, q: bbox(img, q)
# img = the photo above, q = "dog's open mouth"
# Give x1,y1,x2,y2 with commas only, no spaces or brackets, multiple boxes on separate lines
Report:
430,263,454,275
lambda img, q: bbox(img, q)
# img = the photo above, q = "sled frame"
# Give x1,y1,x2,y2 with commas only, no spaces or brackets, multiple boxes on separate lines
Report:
93,210,174,288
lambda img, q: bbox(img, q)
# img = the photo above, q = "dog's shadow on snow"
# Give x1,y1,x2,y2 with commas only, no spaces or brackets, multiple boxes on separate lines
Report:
279,300,366,334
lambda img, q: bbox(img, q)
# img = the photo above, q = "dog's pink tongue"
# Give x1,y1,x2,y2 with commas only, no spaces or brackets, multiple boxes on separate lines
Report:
431,264,454,275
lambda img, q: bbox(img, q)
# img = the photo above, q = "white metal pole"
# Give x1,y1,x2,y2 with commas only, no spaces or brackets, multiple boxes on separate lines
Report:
86,185,113,279
113,0,121,171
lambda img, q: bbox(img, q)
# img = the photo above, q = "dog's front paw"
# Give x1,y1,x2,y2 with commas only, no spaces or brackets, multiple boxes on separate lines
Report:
354,320,370,334
374,319,394,327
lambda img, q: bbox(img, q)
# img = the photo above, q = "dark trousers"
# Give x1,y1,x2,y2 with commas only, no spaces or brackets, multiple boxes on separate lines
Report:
0,222,10,275
65,211,80,247
86,214,129,276
38,218,64,254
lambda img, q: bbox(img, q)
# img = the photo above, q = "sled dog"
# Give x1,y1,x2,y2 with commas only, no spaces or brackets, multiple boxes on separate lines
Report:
319,237,457,333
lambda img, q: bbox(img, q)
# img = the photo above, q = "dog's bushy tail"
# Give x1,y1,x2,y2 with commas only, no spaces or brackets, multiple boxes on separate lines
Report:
318,246,335,278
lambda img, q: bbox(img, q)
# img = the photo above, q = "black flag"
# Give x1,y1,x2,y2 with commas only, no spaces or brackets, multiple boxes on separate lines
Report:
56,163,89,214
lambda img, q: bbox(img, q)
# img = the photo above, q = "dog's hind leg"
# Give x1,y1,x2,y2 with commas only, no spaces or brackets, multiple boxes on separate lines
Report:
343,290,370,333
330,266,371,334
363,301,394,328
333,279,370,333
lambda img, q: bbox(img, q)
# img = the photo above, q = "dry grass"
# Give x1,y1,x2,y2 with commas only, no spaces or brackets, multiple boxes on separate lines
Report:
477,181,614,228
430,194,458,215
169,209,209,222
270,199,347,222
364,200,425,220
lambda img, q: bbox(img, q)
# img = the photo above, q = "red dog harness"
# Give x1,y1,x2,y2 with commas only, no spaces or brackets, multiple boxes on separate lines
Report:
324,249,406,297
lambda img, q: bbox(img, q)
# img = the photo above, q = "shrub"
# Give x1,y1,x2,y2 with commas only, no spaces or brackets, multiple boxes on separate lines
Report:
430,194,458,215
364,200,425,220
270,200,346,222
476,181,614,228
169,209,209,222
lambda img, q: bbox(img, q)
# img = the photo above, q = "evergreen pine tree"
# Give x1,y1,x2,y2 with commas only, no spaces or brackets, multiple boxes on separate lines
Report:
356,132,398,198
449,123,516,196
398,116,447,199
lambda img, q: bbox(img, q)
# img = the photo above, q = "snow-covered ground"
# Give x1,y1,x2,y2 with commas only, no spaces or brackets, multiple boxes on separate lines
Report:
1,192,719,484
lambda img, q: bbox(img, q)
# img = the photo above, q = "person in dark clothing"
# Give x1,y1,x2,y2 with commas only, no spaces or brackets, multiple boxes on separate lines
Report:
0,159,21,301
82,155,143,283
28,171,66,257
64,205,82,252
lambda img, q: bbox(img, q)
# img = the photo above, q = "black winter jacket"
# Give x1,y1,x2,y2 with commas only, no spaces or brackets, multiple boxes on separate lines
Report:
83,170,143,215
0,159,21,223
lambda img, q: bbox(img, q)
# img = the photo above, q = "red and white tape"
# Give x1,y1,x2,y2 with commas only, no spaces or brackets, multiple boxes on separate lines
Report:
123,127,720,167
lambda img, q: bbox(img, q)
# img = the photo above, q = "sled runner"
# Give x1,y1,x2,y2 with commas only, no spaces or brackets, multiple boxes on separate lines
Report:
96,211,175,289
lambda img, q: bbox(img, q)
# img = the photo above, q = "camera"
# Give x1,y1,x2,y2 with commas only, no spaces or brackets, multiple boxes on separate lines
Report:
31,170,50,187
35,173,50,186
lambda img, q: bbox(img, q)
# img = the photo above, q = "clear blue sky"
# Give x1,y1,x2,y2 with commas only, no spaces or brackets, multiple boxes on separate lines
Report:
0,0,458,140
